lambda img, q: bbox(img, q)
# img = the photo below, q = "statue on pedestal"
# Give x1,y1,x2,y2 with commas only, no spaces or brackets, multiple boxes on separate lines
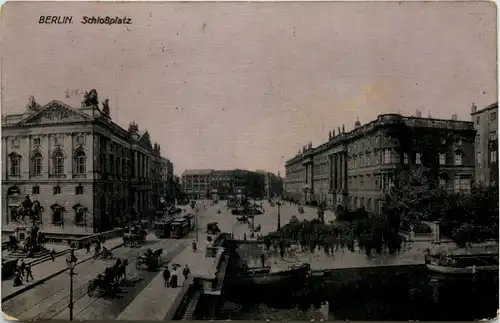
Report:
10,195,46,257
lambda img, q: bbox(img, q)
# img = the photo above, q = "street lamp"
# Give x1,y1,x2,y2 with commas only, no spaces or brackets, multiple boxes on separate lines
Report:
66,249,78,321
277,201,281,231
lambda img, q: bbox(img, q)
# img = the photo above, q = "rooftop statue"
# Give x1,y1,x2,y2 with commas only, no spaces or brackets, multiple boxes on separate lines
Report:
102,99,110,116
83,89,99,107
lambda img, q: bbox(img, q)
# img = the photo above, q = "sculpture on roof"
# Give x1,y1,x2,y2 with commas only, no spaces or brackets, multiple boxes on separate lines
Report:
332,129,336,137
342,124,345,133
26,96,41,112
128,122,139,134
338,126,341,134
102,99,110,116
83,89,99,107
329,131,332,139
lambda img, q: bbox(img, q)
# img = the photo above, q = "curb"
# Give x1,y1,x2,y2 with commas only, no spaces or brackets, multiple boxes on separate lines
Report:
2,242,125,303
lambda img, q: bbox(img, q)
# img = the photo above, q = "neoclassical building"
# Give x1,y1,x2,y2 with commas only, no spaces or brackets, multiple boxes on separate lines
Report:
284,112,476,212
2,91,174,238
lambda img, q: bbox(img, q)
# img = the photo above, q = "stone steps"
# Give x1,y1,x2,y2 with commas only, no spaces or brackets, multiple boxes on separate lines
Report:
8,249,50,259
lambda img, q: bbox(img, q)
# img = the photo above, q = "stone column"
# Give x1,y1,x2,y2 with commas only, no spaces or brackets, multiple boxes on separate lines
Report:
343,152,348,190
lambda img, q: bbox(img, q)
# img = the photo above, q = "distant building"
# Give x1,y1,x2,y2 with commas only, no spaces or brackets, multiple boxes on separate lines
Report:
471,102,498,186
182,168,279,199
284,112,476,212
181,169,214,199
2,92,173,238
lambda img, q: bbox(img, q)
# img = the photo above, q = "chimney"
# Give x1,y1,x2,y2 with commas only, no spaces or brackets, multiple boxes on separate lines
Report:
416,109,422,118
451,114,457,121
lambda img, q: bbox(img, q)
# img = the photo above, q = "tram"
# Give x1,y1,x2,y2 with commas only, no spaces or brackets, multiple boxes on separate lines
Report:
170,218,190,238
154,218,175,238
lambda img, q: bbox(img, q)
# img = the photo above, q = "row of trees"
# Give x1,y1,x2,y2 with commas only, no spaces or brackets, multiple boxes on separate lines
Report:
268,166,498,255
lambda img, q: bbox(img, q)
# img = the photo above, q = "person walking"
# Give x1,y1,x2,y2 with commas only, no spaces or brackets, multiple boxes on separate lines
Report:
86,242,91,254
25,264,34,282
19,260,26,279
182,265,191,281
50,249,56,262
170,267,178,288
163,266,171,287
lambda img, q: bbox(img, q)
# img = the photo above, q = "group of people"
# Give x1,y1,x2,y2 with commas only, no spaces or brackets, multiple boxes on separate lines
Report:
13,259,34,287
162,264,191,288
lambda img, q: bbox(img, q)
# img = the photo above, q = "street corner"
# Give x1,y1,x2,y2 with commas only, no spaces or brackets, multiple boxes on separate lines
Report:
3,312,19,321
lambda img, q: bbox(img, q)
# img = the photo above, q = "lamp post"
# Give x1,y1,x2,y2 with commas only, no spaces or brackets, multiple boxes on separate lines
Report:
277,201,281,231
66,249,78,321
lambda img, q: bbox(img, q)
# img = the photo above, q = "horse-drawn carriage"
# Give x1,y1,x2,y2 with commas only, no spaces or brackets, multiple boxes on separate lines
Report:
123,225,147,247
87,258,128,297
136,248,163,270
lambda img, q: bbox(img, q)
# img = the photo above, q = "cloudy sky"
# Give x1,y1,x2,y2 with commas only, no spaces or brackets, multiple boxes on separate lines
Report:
1,1,496,175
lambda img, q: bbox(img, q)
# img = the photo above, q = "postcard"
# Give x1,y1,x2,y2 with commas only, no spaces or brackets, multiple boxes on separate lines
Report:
1,1,498,321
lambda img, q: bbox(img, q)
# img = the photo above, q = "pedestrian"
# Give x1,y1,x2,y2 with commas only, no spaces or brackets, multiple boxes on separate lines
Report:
192,240,197,252
260,253,265,267
50,249,56,262
86,243,91,254
163,267,171,287
182,264,191,281
13,270,23,287
25,264,34,282
170,267,178,288
19,260,26,278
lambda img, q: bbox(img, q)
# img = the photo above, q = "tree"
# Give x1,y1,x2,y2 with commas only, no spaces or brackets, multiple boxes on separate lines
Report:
440,186,499,247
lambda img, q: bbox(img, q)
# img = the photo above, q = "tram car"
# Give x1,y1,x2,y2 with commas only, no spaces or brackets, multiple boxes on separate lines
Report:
182,213,196,231
170,218,190,238
154,218,175,238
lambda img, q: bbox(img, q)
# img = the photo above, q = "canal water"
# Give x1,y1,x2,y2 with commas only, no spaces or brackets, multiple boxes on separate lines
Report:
206,266,498,321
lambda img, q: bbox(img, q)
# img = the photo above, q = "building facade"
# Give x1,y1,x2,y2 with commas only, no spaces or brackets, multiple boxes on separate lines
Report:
284,112,476,212
471,102,498,186
182,168,279,199
2,92,173,237
181,169,214,199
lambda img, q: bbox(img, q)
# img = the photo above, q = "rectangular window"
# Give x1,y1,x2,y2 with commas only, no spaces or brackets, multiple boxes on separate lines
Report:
383,149,391,164
439,153,446,165
476,135,481,146
454,177,460,192
33,138,41,145
439,178,446,188
491,111,497,121
477,152,482,165
53,186,61,195
416,153,421,165
10,157,20,176
459,178,470,191
32,186,40,195
403,153,409,164
476,116,480,124
490,131,497,141
491,151,497,163
75,186,84,195
455,152,462,165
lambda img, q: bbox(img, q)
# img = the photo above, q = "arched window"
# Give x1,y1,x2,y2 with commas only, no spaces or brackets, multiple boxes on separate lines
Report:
9,154,20,176
75,151,86,174
32,152,43,176
53,151,64,175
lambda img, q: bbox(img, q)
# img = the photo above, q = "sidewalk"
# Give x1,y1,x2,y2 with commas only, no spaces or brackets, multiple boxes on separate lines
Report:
116,237,218,321
1,237,124,301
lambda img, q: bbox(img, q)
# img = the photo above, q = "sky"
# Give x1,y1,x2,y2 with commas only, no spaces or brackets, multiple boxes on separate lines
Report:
1,1,497,175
